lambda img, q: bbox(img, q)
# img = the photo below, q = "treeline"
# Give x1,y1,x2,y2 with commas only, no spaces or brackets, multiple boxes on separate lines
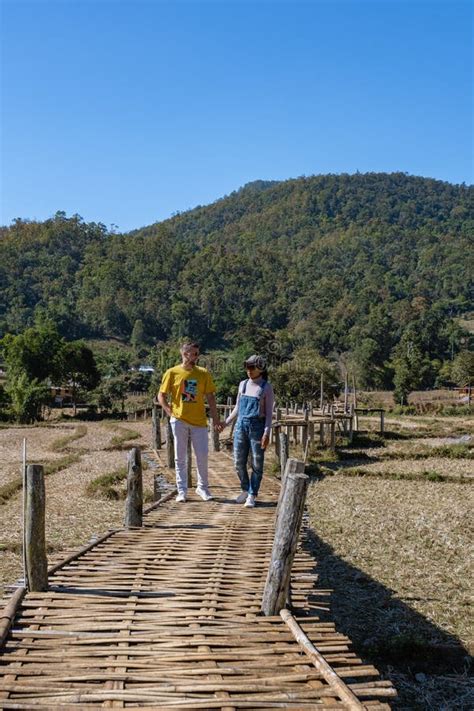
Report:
1,172,473,398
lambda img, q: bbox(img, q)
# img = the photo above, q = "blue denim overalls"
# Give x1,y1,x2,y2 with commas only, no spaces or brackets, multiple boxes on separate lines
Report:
233,378,267,496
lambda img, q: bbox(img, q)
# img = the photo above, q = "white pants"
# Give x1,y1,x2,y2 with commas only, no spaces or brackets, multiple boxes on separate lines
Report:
170,417,210,494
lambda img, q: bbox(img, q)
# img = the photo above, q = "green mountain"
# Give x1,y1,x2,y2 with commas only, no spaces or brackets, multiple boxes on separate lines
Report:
1,173,472,386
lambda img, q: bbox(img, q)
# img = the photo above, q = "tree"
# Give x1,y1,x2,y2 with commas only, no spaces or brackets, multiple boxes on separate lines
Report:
391,331,433,404
272,349,340,404
130,319,146,348
1,323,63,382
60,341,100,413
4,372,50,423
451,351,474,395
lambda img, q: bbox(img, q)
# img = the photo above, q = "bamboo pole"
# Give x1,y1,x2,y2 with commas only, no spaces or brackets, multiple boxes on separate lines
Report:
281,609,364,710
124,447,143,527
0,585,26,649
48,529,119,576
25,464,48,592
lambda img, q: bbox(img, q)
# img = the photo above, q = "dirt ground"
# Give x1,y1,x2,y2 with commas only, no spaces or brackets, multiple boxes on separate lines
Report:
1,411,472,709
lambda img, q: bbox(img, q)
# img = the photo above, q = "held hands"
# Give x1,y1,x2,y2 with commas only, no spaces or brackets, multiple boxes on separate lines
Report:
261,433,270,450
214,420,225,433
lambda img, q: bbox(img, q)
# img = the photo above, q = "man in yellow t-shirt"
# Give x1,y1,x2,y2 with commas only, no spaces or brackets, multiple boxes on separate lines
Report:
158,342,223,503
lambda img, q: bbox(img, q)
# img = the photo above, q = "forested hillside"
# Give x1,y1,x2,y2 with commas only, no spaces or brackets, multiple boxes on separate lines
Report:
1,173,473,389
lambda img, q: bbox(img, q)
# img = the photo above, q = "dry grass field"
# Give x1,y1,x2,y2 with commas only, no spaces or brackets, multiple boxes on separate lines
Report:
302,413,473,711
0,419,158,593
0,410,472,709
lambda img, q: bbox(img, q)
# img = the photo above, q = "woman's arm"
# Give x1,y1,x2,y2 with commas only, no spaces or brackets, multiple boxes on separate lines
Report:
225,382,244,426
263,383,275,435
225,391,240,426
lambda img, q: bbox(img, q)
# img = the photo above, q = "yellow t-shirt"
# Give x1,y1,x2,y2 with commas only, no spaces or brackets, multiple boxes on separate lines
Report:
159,365,216,427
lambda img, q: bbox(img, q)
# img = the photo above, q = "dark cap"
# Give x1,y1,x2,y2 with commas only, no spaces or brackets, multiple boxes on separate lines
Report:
244,354,267,370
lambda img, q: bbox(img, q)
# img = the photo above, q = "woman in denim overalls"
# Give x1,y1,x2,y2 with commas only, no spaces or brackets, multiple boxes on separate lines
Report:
225,355,274,508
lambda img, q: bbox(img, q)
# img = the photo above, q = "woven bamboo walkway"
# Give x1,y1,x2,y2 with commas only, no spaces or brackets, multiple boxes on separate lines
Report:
0,450,394,709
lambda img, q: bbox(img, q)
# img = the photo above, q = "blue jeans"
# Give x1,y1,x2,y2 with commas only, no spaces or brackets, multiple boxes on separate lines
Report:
233,418,265,496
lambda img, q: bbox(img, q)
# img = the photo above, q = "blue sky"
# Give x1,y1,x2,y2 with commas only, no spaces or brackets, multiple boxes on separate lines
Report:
1,0,472,232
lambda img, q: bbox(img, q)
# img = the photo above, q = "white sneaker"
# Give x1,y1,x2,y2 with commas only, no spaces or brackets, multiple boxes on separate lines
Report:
196,487,213,501
235,491,248,504
244,494,256,508
176,492,187,503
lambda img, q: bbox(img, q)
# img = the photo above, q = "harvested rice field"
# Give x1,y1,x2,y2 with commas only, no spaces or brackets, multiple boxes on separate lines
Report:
304,413,473,710
0,412,473,709
0,419,160,593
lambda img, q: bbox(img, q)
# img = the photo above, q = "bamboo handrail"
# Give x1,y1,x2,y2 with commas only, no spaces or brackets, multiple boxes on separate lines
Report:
281,608,365,710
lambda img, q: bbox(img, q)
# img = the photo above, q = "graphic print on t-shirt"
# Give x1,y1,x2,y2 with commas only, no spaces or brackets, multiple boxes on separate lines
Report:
181,379,198,402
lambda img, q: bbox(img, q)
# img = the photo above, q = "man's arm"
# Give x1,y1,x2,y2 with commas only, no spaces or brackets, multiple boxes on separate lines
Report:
206,392,224,432
158,391,172,418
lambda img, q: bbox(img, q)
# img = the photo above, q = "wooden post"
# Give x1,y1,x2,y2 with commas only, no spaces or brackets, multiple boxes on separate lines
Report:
380,410,385,435
210,426,220,452
319,422,325,446
279,431,289,479
308,421,315,448
330,421,336,452
152,405,162,450
274,424,281,457
25,464,48,592
302,409,309,451
352,374,359,431
153,474,161,502
301,424,308,452
187,432,193,487
320,373,324,410
166,418,175,468
124,447,142,527
344,373,348,413
262,459,308,616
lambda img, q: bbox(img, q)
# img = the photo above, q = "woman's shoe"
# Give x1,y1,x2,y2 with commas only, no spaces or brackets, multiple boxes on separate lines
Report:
235,491,248,504
244,494,256,508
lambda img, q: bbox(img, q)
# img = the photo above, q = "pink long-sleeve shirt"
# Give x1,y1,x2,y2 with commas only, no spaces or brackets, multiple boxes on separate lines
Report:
225,378,274,434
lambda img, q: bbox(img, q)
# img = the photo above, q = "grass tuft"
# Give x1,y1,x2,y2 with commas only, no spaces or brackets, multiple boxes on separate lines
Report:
85,467,128,499
0,454,81,505
104,426,141,451
50,425,87,452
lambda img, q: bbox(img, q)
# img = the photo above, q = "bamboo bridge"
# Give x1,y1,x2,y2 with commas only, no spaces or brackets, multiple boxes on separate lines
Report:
0,448,395,709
